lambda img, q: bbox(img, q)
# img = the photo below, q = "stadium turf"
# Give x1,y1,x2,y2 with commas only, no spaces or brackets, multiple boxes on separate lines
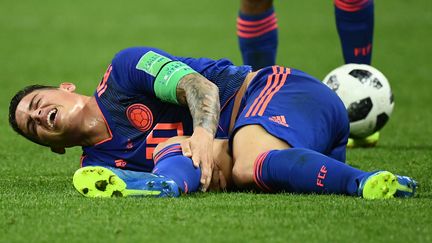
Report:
0,0,431,242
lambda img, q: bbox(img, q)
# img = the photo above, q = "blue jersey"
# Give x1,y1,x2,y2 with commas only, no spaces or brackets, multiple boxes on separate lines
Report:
81,47,252,171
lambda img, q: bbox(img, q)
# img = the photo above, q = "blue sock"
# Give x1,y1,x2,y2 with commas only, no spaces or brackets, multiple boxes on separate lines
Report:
237,7,278,70
254,148,371,195
335,0,374,64
152,144,201,193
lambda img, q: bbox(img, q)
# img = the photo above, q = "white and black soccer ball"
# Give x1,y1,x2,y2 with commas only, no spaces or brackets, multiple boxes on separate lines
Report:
323,64,394,138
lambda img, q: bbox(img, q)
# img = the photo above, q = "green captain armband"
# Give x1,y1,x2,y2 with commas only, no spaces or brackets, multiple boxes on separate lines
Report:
154,61,197,104
136,51,197,104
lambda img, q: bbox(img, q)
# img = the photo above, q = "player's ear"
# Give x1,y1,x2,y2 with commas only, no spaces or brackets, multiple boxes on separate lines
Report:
50,147,66,154
59,82,76,93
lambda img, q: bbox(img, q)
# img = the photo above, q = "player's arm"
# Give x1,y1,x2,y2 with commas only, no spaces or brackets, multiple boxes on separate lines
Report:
176,73,220,136
175,73,220,191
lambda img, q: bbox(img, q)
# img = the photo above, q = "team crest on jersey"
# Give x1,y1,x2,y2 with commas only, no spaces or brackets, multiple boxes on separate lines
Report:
126,104,153,132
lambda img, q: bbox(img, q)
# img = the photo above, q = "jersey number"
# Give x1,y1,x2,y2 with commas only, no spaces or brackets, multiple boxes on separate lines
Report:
145,123,184,160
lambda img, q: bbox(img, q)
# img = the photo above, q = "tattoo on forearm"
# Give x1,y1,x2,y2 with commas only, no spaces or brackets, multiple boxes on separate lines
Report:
177,73,220,135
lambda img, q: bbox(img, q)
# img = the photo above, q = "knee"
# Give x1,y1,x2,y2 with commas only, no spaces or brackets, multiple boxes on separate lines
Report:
232,159,255,188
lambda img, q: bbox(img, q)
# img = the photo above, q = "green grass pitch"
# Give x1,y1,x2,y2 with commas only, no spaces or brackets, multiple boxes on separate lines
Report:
1,0,431,242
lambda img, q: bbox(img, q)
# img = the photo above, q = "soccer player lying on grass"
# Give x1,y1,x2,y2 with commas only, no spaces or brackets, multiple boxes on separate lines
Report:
9,47,417,199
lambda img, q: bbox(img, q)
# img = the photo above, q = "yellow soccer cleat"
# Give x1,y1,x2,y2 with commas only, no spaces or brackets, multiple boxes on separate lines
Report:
347,131,380,148
73,166,180,198
358,171,417,199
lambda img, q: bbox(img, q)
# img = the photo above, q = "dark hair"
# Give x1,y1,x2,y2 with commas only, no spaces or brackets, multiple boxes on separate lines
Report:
9,84,57,146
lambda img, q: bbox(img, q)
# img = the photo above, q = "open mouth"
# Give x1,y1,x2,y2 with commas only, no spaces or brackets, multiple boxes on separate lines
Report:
47,108,58,129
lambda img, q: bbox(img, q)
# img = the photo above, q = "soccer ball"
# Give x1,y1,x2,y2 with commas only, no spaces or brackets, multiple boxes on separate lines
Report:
323,64,394,138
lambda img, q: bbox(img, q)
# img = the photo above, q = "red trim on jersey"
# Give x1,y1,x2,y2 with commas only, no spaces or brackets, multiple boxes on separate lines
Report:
97,85,108,97
80,155,87,168
218,88,241,135
220,89,238,112
93,101,113,146
97,65,112,97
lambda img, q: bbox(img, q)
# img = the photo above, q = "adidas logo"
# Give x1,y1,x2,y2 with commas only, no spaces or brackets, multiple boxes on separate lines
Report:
269,115,289,127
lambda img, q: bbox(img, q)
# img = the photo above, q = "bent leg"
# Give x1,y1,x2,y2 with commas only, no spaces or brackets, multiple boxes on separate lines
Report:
252,148,368,195
232,125,290,188
232,125,372,195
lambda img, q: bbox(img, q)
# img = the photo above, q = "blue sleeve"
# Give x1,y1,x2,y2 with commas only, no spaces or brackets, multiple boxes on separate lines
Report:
110,47,179,96
81,155,115,168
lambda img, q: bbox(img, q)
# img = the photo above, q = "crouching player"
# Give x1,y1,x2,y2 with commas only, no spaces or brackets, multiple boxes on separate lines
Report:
9,47,417,199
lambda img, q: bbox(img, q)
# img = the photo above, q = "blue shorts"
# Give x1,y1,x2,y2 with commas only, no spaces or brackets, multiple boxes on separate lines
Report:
231,66,349,162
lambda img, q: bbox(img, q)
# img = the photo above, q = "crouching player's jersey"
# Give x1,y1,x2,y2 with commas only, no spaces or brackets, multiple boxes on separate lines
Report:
81,47,252,171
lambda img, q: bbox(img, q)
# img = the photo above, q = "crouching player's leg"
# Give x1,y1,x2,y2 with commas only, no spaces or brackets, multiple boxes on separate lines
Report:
230,66,417,199
237,0,278,70
334,0,380,148
73,138,233,198
334,0,374,65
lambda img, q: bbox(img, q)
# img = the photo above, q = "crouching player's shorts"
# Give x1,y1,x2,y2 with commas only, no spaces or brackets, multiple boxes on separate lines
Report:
231,66,350,162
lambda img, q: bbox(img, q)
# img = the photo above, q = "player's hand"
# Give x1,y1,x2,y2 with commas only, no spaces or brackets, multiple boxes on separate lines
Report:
180,126,214,191
208,166,227,192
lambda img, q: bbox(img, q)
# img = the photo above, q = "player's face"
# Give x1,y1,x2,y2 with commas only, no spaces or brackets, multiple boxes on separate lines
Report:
15,86,85,147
